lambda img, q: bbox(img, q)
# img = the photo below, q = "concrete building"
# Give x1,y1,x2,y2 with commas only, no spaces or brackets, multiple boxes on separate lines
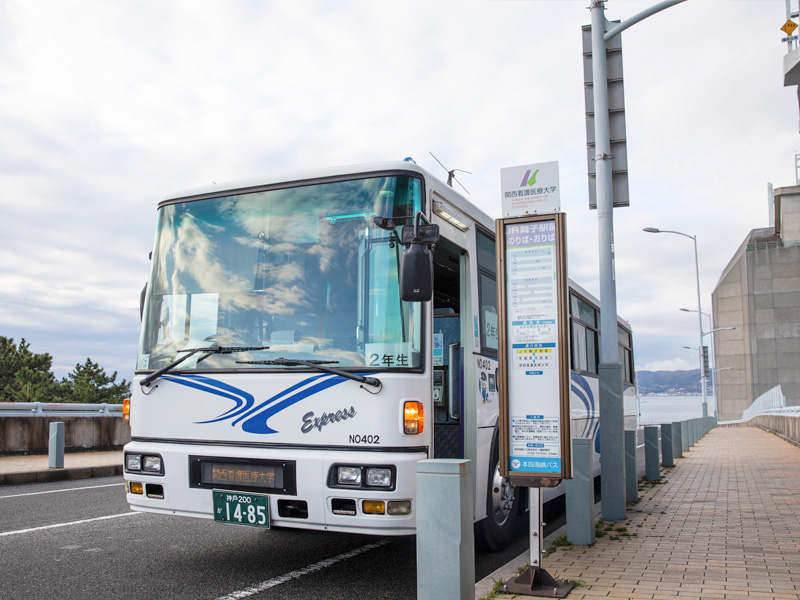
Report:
711,185,800,422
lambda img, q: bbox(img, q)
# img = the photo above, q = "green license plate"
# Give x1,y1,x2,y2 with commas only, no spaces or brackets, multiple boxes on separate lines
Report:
213,491,270,528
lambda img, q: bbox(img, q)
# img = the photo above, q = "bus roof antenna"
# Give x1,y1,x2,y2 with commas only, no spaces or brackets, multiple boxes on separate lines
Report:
429,152,471,194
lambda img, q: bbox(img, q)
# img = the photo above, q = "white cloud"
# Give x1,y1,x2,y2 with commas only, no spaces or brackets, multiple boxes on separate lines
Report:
0,0,793,380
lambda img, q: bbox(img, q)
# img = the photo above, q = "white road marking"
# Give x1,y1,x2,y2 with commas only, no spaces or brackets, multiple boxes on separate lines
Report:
0,482,123,499
0,512,140,537
215,538,392,600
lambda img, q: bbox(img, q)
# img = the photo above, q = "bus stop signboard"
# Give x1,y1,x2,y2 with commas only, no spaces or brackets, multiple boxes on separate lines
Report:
496,213,571,486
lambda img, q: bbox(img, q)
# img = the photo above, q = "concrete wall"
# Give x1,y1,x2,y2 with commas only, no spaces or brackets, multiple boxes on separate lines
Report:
713,243,800,421
722,414,800,447
0,417,130,454
775,184,800,242
712,245,753,422
747,245,800,405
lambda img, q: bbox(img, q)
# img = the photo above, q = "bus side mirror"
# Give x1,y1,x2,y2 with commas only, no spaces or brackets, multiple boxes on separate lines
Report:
399,223,439,302
139,283,147,321
400,242,434,302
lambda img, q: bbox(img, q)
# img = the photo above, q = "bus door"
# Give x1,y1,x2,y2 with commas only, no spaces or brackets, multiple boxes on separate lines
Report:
432,238,465,459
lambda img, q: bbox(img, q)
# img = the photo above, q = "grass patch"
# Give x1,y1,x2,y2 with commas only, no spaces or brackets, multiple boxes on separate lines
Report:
543,535,571,557
478,577,505,600
595,519,607,538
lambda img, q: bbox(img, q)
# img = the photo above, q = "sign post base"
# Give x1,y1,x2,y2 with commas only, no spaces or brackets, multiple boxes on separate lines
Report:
500,566,574,598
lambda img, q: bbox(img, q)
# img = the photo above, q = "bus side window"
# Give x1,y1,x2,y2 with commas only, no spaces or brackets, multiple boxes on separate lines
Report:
570,293,598,374
618,327,634,385
476,228,498,355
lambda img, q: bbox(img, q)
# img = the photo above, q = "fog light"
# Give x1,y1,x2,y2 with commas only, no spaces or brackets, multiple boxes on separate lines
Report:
337,466,361,486
129,482,143,495
362,500,385,514
142,455,162,473
126,454,142,472
387,500,411,516
366,467,392,487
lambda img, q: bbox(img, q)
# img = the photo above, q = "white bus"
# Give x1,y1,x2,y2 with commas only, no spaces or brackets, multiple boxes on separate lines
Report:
124,160,636,551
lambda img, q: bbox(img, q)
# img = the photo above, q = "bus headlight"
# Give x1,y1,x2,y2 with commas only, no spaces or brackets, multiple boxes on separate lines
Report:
142,455,163,473
125,453,164,475
366,467,392,487
337,466,362,486
126,454,142,472
329,464,396,490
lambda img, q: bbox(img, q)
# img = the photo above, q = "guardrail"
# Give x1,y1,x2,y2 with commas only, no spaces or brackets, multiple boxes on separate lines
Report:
718,387,799,446
741,385,787,421
0,403,129,454
0,402,123,417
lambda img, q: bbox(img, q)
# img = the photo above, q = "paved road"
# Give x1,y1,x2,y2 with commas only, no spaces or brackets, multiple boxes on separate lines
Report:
0,476,536,600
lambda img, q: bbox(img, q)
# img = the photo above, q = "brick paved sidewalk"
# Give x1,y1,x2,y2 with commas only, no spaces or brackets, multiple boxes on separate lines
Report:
494,427,800,600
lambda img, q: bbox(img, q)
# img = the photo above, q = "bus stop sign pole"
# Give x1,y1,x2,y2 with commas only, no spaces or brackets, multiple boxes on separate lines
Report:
501,487,573,597
495,209,573,597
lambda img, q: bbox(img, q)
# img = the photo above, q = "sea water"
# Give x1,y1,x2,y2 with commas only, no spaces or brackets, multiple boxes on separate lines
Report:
637,395,714,425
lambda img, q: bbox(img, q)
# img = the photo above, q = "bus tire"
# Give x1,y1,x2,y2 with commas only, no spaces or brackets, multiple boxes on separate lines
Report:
477,441,519,552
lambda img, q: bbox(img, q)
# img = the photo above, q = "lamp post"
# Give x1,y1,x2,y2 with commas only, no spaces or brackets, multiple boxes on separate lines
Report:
680,306,735,417
644,227,708,420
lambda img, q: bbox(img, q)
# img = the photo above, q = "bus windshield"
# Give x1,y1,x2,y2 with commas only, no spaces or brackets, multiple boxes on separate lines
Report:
137,175,423,373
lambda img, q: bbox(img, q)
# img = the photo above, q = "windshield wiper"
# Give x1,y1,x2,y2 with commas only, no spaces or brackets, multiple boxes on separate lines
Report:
141,345,270,388
236,358,381,388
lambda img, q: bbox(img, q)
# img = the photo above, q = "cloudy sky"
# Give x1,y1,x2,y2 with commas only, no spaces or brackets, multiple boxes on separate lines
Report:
0,0,795,383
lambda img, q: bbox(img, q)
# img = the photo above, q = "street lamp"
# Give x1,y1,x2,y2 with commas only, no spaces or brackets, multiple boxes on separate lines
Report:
711,366,733,417
679,307,735,413
644,227,708,420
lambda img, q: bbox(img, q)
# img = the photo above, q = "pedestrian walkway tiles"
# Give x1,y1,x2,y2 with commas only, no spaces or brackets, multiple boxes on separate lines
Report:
491,427,800,600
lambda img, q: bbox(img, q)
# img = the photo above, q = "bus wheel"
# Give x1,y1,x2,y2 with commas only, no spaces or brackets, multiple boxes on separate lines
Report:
477,444,519,551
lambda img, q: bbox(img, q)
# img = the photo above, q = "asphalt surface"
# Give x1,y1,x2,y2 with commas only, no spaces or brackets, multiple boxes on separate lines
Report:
0,475,538,600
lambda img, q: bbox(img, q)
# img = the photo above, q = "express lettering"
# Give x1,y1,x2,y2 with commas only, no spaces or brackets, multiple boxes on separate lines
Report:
301,406,357,434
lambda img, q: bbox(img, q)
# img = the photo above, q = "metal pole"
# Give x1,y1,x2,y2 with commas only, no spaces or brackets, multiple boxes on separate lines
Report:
591,0,615,367
603,0,687,41
591,0,626,522
645,228,709,420
530,487,543,567
691,235,709,421
591,0,688,521
706,313,717,418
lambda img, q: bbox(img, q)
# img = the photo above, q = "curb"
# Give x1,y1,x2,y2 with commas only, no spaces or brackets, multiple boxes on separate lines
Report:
0,465,124,486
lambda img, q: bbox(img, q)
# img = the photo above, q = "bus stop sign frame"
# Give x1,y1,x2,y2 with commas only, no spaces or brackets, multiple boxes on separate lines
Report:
496,213,572,487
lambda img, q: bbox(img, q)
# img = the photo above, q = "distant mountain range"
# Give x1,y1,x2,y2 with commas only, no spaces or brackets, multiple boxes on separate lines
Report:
636,369,703,396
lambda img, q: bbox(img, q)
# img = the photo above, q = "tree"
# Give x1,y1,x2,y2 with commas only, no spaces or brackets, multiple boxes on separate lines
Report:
60,358,130,404
0,336,56,402
11,367,60,402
